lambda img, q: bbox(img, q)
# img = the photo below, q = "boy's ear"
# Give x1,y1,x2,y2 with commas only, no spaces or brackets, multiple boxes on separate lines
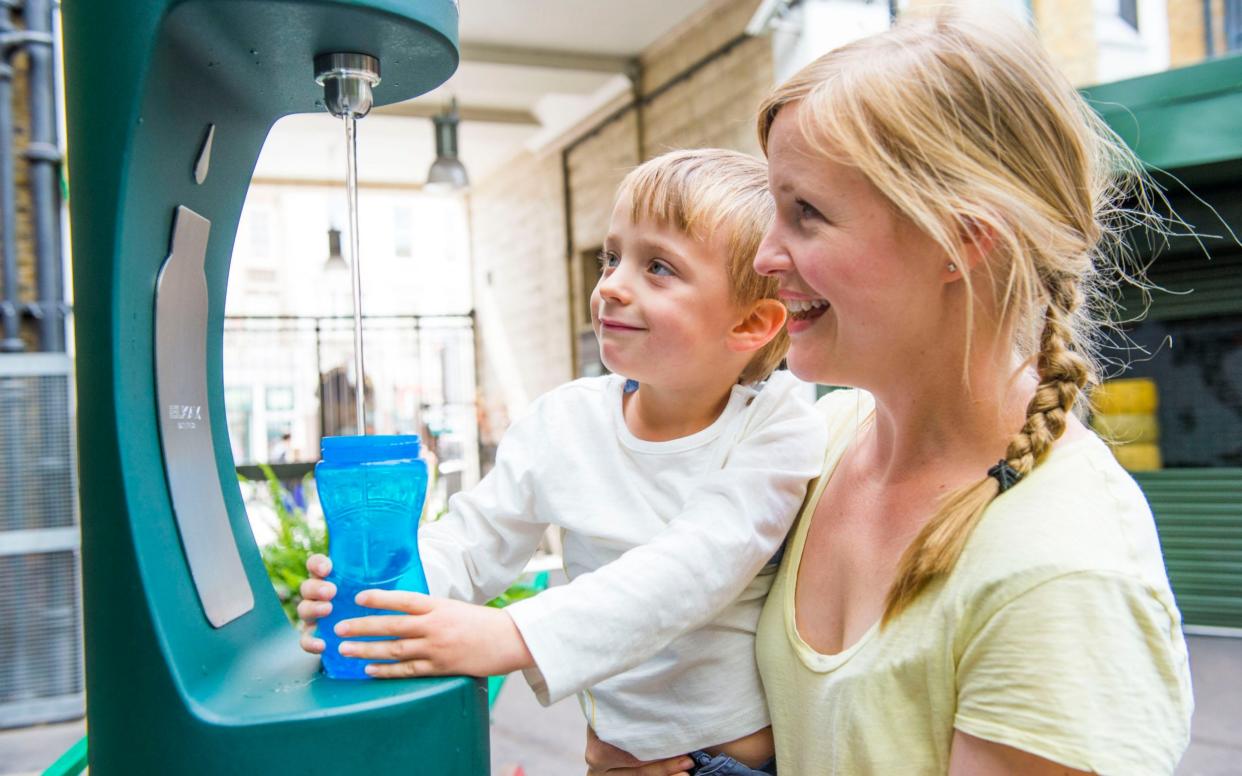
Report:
727,298,787,354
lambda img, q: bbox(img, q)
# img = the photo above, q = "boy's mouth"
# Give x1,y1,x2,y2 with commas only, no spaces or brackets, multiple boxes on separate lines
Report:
784,298,830,322
599,317,646,332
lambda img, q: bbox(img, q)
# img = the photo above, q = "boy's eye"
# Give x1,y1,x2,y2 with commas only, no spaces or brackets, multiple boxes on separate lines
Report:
647,259,674,277
597,250,620,271
795,198,822,222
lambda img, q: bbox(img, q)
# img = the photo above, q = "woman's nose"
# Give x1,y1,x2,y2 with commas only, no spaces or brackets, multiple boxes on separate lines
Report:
754,228,791,277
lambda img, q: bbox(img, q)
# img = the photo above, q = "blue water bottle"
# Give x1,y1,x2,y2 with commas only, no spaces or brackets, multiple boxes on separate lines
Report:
314,434,430,679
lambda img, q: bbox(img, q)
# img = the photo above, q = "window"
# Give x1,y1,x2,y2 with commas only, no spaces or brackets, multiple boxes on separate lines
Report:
578,246,601,329
249,209,273,258
576,246,606,377
393,206,413,258
1117,313,1242,468
1228,0,1242,52
265,386,294,411
1119,0,1138,30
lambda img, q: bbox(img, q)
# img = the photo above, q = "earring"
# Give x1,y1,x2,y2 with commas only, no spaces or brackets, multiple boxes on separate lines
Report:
947,262,958,273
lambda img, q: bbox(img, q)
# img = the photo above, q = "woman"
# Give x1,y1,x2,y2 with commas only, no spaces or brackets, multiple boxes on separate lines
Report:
589,8,1192,775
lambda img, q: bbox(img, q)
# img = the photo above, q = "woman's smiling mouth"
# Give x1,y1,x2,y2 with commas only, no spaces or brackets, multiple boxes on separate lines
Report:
784,297,830,322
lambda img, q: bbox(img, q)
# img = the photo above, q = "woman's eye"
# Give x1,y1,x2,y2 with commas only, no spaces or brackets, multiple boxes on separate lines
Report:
597,250,619,271
648,259,674,277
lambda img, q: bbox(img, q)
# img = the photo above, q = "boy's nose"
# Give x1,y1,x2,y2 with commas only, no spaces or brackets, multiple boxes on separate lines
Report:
754,228,791,277
597,268,632,304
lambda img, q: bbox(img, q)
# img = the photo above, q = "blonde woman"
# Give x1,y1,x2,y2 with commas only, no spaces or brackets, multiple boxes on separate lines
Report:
587,8,1192,776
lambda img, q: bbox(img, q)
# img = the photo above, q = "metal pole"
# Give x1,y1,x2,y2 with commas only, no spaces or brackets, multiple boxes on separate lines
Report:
314,317,325,444
23,0,63,353
0,4,22,352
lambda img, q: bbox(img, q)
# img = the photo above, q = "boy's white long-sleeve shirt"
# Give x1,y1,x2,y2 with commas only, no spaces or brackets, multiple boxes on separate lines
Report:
418,371,826,759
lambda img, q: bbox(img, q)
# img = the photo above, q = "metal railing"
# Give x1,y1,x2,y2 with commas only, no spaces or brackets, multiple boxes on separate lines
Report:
222,313,479,481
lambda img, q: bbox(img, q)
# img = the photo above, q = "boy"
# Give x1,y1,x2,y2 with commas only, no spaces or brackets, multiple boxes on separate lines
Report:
300,149,825,773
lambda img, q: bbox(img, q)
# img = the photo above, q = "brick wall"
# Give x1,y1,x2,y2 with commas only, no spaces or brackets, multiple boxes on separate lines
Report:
1032,0,1099,86
467,148,570,440
467,0,771,436
641,34,771,158
1168,0,1208,66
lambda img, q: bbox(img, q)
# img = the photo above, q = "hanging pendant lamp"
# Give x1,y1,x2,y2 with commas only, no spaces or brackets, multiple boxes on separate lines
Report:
426,99,468,190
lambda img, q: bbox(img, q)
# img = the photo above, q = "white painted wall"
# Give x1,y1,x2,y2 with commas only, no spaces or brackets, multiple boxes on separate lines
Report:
770,0,892,82
1095,0,1171,83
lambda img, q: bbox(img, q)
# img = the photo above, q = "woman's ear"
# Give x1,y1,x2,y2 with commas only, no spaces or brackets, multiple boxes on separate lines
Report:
727,298,787,354
945,216,996,283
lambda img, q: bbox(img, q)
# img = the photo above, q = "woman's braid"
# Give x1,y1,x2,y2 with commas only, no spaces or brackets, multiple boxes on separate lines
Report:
1004,275,1092,476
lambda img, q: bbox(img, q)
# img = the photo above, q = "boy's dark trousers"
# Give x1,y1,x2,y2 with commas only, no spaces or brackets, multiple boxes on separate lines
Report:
688,750,777,775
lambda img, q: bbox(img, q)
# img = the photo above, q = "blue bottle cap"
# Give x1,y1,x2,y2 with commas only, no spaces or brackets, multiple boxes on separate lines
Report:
321,434,421,464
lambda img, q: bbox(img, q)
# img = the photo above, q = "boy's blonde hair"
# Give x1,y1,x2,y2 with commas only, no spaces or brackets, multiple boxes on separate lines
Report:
616,148,787,385
758,8,1157,620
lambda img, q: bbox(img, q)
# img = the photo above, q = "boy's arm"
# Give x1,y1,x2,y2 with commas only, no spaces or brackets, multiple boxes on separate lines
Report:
506,378,828,705
417,408,550,605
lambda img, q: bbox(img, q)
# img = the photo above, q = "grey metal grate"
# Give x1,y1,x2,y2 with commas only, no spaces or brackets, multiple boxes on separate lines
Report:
0,368,76,532
0,354,84,728
0,552,83,707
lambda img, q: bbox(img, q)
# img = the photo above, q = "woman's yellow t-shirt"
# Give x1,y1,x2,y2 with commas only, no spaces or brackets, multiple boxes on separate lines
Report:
756,390,1193,775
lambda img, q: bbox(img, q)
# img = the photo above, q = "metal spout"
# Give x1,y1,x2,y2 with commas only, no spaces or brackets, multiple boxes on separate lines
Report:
314,53,381,118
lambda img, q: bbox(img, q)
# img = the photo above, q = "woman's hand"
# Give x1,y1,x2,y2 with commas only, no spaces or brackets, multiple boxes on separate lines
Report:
297,553,335,654
584,727,694,776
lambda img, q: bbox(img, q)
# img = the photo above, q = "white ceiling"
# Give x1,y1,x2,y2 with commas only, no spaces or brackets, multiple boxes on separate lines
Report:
457,0,713,54
255,0,716,187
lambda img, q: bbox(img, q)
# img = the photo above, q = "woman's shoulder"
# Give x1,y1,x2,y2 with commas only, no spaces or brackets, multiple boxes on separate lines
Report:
954,432,1173,607
813,387,876,432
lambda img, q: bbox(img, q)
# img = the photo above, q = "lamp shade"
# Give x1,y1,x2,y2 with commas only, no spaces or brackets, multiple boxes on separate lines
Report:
324,226,348,272
426,104,468,190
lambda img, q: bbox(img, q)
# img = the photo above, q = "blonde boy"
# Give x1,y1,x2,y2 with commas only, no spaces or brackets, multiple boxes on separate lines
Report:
300,149,825,770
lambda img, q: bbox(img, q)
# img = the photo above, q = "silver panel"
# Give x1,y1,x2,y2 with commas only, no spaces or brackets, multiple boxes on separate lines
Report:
194,124,215,185
155,206,254,628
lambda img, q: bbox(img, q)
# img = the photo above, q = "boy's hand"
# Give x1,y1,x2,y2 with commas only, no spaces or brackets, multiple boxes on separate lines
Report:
297,554,335,655
335,591,536,678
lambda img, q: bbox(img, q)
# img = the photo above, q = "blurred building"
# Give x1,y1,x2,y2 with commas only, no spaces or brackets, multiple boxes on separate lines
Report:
1,0,1240,734
0,0,79,729
459,0,1242,631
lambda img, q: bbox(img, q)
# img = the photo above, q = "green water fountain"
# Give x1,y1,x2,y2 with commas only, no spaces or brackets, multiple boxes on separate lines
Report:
61,1,488,772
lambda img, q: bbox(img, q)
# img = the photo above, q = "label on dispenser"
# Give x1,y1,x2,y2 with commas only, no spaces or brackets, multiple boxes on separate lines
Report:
154,205,255,628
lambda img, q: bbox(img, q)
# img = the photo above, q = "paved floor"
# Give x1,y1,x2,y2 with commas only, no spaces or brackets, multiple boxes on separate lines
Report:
2,635,1238,775
1176,634,1242,776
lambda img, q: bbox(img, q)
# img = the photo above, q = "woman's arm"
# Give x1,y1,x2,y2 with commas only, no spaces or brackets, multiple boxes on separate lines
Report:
950,731,1092,776
953,570,1191,774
